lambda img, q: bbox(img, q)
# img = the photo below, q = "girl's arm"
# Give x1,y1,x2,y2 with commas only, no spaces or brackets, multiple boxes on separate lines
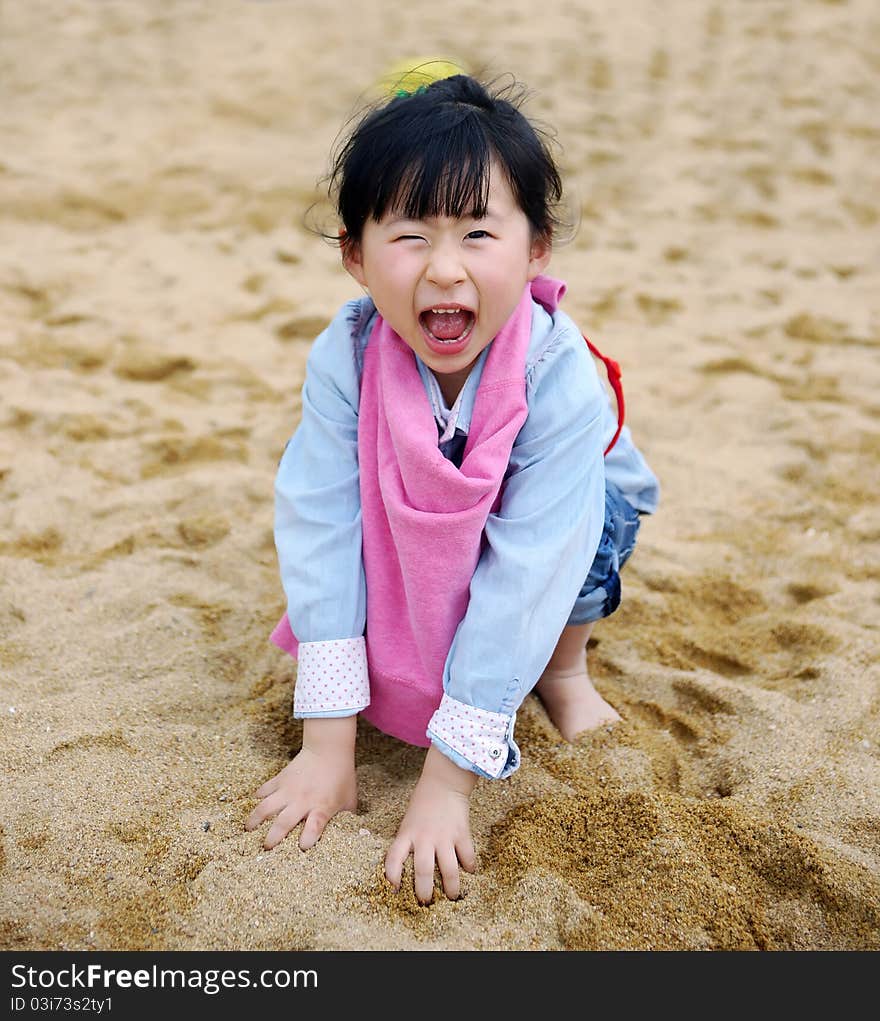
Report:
274,300,369,706
250,302,370,850
386,318,608,901
426,317,608,780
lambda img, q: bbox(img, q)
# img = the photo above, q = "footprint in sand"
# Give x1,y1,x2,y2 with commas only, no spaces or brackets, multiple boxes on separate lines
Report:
139,434,248,479
113,337,196,382
275,315,329,342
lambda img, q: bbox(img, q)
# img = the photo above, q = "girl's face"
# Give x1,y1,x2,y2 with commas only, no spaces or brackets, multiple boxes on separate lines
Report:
343,164,551,403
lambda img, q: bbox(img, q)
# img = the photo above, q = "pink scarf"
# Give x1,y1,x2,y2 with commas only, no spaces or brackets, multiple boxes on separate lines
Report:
272,276,566,746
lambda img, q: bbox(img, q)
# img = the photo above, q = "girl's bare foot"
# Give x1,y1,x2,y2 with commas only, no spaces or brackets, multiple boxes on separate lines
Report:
534,666,621,741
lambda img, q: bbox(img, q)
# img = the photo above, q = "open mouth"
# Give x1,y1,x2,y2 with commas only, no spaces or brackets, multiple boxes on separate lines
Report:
419,306,476,345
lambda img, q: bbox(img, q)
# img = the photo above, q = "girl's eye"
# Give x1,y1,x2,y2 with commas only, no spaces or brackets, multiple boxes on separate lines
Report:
466,230,491,240
395,234,425,242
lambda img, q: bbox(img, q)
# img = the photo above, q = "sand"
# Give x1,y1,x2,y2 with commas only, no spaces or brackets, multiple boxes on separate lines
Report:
1,0,879,951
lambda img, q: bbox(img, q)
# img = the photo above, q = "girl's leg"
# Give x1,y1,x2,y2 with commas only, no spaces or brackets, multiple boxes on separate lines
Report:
534,621,621,740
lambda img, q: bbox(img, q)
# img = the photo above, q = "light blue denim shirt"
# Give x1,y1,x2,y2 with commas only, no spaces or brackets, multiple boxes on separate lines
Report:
274,296,659,778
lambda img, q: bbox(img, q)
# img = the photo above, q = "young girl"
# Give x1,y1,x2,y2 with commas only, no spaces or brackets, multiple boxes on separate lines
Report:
246,73,659,905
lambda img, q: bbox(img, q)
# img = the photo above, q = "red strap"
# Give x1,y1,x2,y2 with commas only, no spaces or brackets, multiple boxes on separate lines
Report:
583,335,625,456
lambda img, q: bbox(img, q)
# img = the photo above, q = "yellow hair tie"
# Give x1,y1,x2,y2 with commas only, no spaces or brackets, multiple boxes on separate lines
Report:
377,58,464,99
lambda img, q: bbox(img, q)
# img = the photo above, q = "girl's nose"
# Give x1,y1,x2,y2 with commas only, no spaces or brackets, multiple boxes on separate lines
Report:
424,244,466,287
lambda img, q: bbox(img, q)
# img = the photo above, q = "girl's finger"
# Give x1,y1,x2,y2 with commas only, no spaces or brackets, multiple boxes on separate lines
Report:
455,836,477,874
436,845,461,901
263,803,306,850
254,774,282,799
384,836,412,891
413,843,437,905
298,808,329,851
245,790,286,832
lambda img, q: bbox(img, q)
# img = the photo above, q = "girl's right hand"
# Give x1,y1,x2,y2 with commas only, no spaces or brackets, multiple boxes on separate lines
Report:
245,717,358,851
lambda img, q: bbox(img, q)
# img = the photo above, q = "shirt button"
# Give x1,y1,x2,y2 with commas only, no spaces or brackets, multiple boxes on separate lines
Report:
489,747,502,759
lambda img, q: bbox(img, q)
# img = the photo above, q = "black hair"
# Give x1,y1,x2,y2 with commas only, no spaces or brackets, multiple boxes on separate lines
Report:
328,74,565,253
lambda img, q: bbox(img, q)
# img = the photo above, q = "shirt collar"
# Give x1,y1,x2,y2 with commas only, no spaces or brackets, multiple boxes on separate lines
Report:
415,343,492,442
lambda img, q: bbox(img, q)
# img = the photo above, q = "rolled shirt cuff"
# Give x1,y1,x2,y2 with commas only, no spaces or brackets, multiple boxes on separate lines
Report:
292,637,370,716
426,693,520,779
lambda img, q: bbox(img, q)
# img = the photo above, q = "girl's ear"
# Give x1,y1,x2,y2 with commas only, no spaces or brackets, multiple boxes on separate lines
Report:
526,234,552,281
341,237,368,287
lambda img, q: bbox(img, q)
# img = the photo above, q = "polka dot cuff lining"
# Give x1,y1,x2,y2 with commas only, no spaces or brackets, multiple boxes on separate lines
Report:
293,637,370,715
427,693,512,779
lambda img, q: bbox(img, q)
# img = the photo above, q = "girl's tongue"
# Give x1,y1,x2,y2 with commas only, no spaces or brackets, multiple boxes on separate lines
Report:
421,309,473,340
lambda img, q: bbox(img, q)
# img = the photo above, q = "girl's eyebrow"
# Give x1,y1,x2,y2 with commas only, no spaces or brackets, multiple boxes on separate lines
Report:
385,207,500,227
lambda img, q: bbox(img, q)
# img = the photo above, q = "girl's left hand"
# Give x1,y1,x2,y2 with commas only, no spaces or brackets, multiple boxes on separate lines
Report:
385,746,478,904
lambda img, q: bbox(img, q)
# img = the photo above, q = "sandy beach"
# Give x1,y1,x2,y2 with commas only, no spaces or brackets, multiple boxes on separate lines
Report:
1,0,878,950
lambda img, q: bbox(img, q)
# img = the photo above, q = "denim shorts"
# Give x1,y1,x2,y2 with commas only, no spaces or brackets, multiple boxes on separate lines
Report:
566,479,641,626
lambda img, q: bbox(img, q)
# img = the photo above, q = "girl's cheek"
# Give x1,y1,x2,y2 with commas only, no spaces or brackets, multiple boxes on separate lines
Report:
387,250,419,276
